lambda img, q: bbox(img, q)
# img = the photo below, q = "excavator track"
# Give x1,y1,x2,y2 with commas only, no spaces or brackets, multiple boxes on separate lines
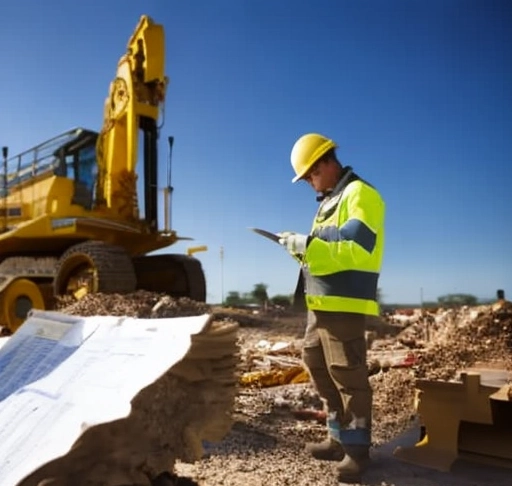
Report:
132,254,207,302
53,241,137,298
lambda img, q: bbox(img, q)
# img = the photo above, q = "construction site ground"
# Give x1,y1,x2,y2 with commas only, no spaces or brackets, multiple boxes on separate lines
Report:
174,304,512,486
3,294,510,486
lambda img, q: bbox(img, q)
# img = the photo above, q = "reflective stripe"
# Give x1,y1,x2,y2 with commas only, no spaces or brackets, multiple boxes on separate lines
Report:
306,295,380,315
339,428,371,446
313,219,376,253
303,269,378,300
327,417,342,442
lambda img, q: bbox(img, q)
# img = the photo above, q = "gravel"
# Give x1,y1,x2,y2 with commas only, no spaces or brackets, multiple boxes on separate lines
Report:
38,294,512,485
175,302,512,486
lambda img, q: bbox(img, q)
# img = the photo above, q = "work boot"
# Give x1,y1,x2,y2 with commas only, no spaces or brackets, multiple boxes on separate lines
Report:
305,436,345,461
336,445,370,483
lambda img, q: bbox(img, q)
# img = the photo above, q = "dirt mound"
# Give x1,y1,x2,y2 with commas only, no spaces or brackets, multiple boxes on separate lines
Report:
14,298,512,485
172,304,512,485
56,290,211,318
23,291,239,486
414,304,512,380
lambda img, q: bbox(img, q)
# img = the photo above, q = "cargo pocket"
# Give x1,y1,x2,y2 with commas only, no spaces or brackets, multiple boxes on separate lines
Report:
319,328,366,370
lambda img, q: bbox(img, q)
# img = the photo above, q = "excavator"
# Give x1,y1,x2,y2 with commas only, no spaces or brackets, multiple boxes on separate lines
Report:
0,15,206,334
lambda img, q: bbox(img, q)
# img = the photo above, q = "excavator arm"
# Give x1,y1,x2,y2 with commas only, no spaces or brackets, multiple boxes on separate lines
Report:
95,15,168,228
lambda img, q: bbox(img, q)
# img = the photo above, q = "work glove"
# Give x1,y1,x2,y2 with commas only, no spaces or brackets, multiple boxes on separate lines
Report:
278,232,309,258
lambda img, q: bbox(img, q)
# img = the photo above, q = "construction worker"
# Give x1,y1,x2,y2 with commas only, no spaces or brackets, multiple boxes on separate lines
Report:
278,133,385,483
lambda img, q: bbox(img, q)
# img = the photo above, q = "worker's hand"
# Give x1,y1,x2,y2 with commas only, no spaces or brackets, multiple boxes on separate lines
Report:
278,232,309,257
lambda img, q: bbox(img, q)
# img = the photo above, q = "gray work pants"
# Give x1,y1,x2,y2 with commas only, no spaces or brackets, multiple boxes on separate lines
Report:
302,310,372,446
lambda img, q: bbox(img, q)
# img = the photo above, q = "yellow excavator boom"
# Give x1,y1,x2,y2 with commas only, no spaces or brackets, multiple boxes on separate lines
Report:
96,15,168,221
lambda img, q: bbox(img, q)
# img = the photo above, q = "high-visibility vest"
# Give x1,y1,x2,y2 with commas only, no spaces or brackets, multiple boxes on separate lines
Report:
302,167,385,315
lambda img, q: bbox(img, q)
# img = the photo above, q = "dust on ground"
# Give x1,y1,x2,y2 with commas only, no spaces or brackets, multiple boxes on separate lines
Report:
20,293,512,485
175,302,512,486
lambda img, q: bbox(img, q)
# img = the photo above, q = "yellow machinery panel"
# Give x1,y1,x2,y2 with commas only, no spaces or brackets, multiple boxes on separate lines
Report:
394,368,512,472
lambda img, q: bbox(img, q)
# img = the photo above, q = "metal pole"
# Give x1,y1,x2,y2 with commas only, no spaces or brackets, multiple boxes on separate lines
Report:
220,246,224,305
165,136,174,232
2,146,8,233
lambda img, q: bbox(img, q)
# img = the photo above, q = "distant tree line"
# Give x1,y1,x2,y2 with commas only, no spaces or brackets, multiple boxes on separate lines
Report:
381,292,482,311
225,284,387,309
224,283,292,308
225,286,483,310
436,293,478,307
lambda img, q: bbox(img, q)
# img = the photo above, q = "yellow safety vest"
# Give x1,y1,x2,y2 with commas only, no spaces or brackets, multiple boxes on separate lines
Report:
302,168,385,315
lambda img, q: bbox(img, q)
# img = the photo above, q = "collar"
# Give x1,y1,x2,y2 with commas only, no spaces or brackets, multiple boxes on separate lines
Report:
316,166,354,202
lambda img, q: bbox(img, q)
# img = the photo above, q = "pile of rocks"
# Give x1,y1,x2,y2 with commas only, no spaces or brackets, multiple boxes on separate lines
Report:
15,295,512,485
55,290,211,318
396,303,512,380
22,291,240,486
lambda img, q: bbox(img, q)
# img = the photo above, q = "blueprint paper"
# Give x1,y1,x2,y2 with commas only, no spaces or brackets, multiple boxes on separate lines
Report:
0,309,212,486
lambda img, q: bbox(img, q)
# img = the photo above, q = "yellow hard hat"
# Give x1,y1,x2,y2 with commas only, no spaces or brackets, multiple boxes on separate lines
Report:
290,133,337,183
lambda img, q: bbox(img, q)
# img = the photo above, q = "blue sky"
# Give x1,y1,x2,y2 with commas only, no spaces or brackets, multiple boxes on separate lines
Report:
1,0,510,305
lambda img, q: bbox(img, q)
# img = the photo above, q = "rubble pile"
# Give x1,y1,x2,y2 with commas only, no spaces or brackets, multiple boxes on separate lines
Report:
238,339,309,387
227,302,512,446
361,302,512,441
408,303,512,380
28,290,240,486
172,303,512,485
56,290,211,318
9,296,512,485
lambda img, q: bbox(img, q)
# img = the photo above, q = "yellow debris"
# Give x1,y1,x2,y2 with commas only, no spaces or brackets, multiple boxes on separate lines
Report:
240,366,310,387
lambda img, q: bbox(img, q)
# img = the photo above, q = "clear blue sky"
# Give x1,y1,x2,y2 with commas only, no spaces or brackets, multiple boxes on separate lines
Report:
1,0,511,305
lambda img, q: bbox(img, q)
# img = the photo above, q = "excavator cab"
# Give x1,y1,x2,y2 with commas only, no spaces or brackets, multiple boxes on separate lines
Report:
52,129,99,210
